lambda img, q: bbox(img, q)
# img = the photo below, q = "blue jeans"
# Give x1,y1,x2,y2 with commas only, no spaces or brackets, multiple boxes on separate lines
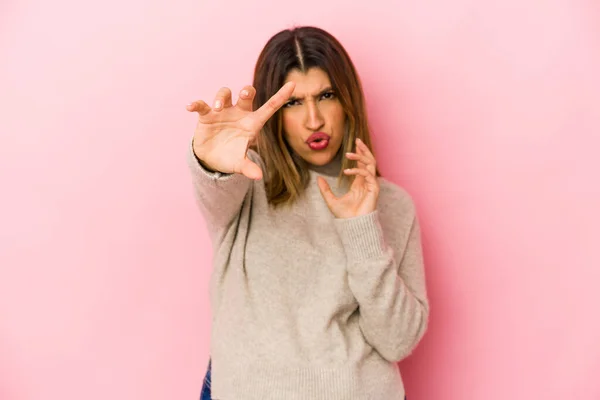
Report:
200,359,212,400
200,359,407,400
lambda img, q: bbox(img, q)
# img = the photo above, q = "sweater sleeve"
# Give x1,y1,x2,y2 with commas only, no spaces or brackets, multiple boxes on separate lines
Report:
186,138,254,243
333,208,430,362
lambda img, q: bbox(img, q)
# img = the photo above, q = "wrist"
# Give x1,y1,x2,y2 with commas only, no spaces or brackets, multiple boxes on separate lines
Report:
192,138,219,173
195,154,216,173
333,211,387,261
334,205,377,220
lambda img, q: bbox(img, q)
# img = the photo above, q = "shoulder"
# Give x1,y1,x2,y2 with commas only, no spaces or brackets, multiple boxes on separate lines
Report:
377,177,417,220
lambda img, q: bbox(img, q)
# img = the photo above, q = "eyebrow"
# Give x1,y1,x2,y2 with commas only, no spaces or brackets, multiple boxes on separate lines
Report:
287,86,334,102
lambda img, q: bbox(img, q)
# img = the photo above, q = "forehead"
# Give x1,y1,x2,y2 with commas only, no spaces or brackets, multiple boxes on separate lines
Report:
284,68,332,96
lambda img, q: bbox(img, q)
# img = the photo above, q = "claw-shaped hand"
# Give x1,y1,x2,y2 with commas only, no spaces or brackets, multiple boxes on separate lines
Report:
317,138,379,219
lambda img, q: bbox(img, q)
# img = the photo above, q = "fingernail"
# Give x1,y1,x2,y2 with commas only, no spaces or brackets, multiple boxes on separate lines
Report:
241,90,249,97
214,100,221,108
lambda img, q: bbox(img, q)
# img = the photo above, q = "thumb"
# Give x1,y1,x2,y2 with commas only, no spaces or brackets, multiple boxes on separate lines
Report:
240,158,263,180
317,176,337,210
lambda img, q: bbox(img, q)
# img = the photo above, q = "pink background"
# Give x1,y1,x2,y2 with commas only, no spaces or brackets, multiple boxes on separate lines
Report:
1,0,599,399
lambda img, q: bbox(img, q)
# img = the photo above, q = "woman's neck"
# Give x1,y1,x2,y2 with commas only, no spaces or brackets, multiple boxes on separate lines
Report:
306,147,344,177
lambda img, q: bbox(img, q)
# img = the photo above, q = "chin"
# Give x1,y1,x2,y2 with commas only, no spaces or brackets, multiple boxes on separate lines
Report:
303,151,336,166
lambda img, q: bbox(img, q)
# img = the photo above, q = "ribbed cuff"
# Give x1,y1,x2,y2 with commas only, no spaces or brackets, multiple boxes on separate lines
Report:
333,211,387,262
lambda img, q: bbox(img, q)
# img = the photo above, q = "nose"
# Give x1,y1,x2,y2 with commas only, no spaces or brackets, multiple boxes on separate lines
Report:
304,101,325,131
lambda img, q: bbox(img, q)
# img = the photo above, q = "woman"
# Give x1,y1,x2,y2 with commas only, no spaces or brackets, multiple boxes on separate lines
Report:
186,26,429,400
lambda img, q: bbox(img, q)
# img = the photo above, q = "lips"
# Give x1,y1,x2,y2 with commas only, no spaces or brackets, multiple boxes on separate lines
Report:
306,132,331,150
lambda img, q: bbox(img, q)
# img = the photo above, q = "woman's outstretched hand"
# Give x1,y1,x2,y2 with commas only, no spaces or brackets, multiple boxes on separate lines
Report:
187,82,296,180
317,138,380,219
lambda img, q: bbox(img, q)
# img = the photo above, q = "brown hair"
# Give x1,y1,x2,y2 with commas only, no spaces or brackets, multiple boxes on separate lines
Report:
251,26,380,207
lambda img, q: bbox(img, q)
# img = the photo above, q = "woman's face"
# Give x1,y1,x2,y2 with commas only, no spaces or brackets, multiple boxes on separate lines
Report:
281,67,346,166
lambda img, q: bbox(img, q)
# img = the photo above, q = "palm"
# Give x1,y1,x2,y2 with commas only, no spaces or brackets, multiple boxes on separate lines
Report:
188,82,295,179
194,109,257,175
330,176,377,218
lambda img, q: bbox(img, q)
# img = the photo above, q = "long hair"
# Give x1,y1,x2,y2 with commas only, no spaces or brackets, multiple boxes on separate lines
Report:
251,26,380,207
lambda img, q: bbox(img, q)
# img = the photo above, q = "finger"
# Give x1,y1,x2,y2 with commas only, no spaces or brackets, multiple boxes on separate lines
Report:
356,139,377,175
240,158,263,181
253,81,296,125
213,87,233,111
186,100,211,116
347,151,376,175
346,165,366,187
343,167,378,186
317,176,338,209
356,138,376,163
345,152,371,167
235,85,256,112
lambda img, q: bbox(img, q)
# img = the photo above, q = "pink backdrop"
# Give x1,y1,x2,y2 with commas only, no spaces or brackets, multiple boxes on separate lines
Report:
1,0,599,399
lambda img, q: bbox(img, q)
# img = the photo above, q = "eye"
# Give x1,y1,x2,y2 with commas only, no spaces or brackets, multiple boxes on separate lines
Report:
321,91,336,100
283,99,299,108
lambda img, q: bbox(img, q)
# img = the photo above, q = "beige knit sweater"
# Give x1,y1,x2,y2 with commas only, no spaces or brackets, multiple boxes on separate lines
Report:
187,141,429,400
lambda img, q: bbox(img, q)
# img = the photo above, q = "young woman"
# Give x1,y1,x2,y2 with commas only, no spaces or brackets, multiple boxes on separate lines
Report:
186,25,429,400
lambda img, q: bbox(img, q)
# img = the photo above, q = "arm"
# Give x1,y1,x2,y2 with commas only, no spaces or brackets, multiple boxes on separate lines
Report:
334,208,430,362
185,82,295,241
186,137,254,243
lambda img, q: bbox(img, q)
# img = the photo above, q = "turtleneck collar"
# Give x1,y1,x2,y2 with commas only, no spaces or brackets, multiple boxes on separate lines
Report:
306,147,344,177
